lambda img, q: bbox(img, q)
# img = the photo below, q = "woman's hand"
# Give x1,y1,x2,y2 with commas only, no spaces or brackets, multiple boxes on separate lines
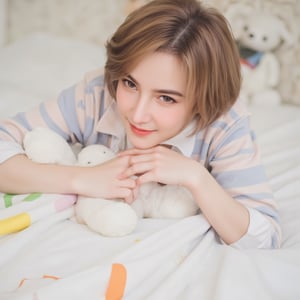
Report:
119,146,250,245
118,146,202,188
73,155,138,203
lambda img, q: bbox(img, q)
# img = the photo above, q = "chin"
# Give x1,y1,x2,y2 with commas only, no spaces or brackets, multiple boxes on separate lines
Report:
130,141,153,150
128,136,156,149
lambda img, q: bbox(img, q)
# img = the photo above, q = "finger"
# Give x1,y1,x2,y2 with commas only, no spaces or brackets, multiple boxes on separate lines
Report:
129,153,153,165
119,162,152,179
118,178,136,189
115,155,131,167
132,186,139,201
124,189,134,204
136,171,157,185
118,148,154,156
113,187,133,202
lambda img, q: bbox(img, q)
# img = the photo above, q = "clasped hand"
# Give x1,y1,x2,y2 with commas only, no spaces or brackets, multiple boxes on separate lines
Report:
79,146,197,204
118,145,198,202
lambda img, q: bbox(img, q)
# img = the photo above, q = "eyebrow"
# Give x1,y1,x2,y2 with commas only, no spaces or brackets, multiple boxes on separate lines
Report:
127,74,184,97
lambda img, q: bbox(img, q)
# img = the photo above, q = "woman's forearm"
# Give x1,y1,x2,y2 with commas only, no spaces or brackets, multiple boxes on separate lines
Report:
0,154,78,194
186,162,250,245
0,154,136,202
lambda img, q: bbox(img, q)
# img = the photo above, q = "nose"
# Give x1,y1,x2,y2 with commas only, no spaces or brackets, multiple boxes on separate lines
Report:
131,94,151,123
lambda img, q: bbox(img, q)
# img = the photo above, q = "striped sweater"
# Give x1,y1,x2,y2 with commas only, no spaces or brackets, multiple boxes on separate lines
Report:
0,68,281,249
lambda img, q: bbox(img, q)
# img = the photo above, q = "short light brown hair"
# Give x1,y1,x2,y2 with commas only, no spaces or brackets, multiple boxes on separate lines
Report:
105,0,241,130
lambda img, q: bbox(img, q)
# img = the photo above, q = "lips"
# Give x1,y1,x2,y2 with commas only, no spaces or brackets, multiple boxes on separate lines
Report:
129,123,155,136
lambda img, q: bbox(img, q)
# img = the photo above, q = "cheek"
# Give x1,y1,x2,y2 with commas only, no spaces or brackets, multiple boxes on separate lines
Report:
115,84,123,103
160,107,189,129
116,85,129,113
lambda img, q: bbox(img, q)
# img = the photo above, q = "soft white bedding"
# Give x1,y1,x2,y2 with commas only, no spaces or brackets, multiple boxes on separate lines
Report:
0,33,300,300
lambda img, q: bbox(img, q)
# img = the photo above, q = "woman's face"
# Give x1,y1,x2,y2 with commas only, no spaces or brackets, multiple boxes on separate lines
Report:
116,51,191,149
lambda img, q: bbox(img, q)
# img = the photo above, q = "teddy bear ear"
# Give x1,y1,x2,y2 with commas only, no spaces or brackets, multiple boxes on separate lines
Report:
224,3,253,40
276,17,296,48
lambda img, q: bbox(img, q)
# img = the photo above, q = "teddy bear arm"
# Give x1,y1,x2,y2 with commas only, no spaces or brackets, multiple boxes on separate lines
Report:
259,53,280,87
141,184,199,219
76,196,138,236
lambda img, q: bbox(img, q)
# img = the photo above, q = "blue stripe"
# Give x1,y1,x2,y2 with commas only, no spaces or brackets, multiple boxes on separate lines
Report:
84,117,94,142
192,137,210,161
96,133,110,146
99,89,105,117
235,193,280,222
57,86,83,143
221,123,251,146
235,192,274,202
0,126,19,142
86,133,98,145
229,107,239,120
93,88,110,146
213,148,255,162
210,118,252,160
84,82,106,145
77,100,86,110
271,233,280,248
211,120,229,130
39,103,69,141
84,75,104,94
86,132,110,146
12,112,31,130
250,129,257,141
213,165,268,188
255,205,280,221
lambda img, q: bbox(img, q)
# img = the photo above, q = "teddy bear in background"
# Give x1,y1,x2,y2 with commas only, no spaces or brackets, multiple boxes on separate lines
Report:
23,127,199,237
225,4,294,106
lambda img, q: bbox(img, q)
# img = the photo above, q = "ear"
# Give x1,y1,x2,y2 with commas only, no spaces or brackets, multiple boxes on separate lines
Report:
276,18,295,48
225,3,253,39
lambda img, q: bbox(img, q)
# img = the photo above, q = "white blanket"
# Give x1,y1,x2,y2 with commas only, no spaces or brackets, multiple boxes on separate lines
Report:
0,33,300,300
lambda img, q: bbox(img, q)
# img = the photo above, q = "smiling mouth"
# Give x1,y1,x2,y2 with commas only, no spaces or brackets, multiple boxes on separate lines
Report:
129,123,155,136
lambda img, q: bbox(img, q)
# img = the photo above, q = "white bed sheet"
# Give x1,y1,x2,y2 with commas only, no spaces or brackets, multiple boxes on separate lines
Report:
0,33,300,300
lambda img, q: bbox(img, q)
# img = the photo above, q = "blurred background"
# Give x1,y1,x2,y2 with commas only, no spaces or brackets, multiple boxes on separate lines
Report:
1,0,298,46
0,0,299,117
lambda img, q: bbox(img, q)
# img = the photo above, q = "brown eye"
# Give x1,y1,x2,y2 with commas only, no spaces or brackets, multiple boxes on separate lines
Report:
159,95,176,104
122,78,137,90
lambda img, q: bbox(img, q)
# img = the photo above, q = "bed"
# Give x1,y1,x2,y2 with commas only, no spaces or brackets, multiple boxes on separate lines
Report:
1,5,300,300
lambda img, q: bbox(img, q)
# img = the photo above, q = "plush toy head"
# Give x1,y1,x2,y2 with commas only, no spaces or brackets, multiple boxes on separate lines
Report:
23,127,77,165
224,4,296,106
23,127,115,167
77,144,115,166
225,4,294,53
238,12,293,53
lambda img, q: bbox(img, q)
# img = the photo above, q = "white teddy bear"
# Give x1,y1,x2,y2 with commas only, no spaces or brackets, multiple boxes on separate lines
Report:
225,4,294,106
23,127,199,237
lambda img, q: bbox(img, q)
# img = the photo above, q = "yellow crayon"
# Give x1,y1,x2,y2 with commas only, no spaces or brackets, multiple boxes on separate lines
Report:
0,213,31,235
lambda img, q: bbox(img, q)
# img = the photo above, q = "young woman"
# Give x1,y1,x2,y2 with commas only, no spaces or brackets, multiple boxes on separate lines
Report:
0,0,280,249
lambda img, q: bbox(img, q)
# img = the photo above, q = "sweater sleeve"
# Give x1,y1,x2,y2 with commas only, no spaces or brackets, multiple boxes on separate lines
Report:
229,207,280,249
0,68,105,164
208,110,281,249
